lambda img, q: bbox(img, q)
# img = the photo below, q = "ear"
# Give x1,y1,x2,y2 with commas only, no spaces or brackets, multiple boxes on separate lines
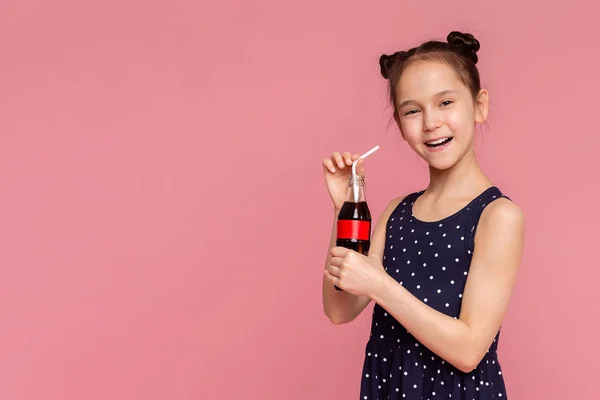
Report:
394,111,407,141
475,88,489,124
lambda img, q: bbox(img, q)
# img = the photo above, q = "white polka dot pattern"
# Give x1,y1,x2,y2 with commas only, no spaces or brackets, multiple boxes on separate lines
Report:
360,187,509,400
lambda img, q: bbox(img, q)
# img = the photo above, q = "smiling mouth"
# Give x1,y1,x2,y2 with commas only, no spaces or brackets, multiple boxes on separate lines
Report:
426,137,453,148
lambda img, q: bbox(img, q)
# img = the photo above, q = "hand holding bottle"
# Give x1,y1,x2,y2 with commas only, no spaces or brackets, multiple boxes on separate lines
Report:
326,246,387,297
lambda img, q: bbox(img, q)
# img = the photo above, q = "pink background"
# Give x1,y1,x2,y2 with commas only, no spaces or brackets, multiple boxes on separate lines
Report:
1,0,599,399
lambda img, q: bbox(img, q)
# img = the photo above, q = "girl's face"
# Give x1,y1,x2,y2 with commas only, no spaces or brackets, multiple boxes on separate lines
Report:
394,61,488,171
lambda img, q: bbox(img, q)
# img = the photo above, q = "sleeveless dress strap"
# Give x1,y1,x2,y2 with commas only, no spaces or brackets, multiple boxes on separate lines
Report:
402,190,425,209
465,187,511,255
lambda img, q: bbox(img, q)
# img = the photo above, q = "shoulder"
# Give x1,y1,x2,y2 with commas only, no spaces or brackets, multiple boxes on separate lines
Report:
379,190,422,221
475,196,525,245
368,194,410,260
372,192,414,230
374,196,404,228
384,195,406,214
481,197,524,225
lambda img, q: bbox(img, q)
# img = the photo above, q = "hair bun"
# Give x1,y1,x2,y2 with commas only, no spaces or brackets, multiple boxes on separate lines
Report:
447,31,480,64
379,53,397,79
379,51,409,79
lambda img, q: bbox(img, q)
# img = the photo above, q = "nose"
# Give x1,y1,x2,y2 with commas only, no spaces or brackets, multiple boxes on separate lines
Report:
423,110,442,132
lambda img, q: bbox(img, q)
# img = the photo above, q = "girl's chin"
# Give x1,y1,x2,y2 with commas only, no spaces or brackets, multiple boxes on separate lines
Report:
422,151,461,171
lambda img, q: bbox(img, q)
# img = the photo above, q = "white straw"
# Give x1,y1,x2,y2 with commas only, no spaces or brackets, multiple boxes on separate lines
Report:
352,145,380,201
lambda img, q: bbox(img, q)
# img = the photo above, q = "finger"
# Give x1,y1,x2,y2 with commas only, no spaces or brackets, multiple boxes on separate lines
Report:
324,269,340,286
351,153,361,161
342,152,352,166
331,152,345,169
323,158,336,174
330,246,349,258
329,257,344,269
327,264,341,277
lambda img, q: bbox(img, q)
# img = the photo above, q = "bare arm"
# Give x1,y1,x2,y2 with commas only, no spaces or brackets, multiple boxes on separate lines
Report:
369,198,525,372
322,196,404,325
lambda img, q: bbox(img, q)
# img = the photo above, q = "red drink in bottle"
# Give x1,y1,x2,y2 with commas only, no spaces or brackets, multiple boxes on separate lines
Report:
335,175,372,291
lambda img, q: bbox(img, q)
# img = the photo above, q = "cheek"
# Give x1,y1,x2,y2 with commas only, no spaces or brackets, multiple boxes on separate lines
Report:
400,119,422,142
447,107,475,135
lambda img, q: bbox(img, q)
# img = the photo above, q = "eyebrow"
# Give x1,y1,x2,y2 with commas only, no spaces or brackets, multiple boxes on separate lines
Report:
397,90,458,109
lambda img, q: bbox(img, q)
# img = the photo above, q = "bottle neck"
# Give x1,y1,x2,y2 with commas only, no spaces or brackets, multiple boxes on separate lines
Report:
345,175,367,203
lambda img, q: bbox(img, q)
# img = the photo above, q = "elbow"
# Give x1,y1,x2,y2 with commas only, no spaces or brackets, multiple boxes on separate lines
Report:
328,314,353,325
329,316,346,325
455,360,477,374
324,310,354,325
455,351,484,374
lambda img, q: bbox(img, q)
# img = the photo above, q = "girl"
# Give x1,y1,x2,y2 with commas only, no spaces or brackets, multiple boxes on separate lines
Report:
322,31,525,400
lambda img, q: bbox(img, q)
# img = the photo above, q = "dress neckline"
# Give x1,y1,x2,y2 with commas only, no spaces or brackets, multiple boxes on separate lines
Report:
408,186,498,226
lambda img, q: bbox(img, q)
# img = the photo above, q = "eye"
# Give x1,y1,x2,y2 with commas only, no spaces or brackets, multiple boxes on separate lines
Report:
440,100,453,107
404,109,419,116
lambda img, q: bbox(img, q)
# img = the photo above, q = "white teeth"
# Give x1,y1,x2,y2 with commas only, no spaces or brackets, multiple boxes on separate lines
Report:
427,138,450,145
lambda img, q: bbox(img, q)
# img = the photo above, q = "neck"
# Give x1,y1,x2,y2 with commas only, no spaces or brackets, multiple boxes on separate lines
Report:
426,147,491,198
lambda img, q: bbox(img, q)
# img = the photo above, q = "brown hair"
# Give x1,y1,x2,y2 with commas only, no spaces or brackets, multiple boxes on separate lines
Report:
379,31,482,116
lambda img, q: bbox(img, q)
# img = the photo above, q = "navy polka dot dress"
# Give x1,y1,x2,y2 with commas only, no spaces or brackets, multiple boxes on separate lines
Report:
360,186,510,400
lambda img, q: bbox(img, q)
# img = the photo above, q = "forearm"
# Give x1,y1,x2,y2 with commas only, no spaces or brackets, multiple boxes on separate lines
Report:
371,274,481,372
322,209,368,324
